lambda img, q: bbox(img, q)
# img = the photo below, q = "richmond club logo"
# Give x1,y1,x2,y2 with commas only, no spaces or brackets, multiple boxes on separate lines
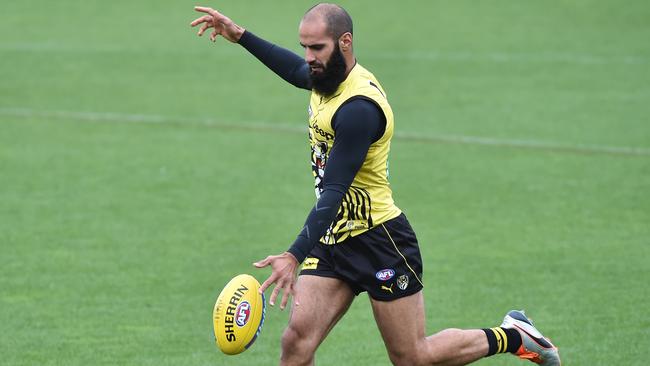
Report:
235,301,251,327
375,269,395,281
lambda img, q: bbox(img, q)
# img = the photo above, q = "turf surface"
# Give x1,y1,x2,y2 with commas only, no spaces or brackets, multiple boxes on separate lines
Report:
1,1,649,365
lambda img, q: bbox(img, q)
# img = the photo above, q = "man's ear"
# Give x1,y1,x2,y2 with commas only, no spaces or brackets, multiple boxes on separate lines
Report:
339,32,353,51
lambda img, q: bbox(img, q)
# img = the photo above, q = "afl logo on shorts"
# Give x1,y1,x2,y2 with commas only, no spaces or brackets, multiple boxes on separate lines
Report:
235,301,251,327
375,269,395,281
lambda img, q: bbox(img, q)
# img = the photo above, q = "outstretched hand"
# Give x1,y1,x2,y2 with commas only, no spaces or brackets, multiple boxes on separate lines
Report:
253,252,300,310
190,6,245,42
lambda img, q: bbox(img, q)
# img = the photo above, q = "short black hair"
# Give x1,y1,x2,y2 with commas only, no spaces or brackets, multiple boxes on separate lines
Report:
305,3,353,40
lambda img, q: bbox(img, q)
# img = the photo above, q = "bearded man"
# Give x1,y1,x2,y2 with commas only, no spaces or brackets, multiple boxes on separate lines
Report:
191,3,560,366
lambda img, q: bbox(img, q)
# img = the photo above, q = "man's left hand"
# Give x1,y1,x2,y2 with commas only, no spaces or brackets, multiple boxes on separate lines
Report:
253,252,300,310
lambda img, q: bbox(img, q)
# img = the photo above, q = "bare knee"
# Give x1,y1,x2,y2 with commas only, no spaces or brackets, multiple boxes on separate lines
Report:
386,339,429,366
281,324,319,366
387,350,424,366
387,329,468,366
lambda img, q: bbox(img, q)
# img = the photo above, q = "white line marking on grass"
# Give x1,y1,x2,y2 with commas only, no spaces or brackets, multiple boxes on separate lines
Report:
367,50,649,65
0,107,305,134
1,107,649,157
394,131,650,156
1,42,647,65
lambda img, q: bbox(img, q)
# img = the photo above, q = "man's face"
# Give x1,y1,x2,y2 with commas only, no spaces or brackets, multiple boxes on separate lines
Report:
299,19,348,96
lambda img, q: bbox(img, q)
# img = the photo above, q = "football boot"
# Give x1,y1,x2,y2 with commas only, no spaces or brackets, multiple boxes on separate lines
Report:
501,310,561,366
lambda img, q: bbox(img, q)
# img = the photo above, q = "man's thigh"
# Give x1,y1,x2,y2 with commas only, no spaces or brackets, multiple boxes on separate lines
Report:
286,274,355,345
369,290,427,352
370,290,489,366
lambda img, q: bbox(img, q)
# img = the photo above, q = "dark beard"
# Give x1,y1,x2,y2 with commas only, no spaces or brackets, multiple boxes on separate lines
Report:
309,44,348,97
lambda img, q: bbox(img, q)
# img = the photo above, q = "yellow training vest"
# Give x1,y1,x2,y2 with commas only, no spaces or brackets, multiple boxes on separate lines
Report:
308,63,401,245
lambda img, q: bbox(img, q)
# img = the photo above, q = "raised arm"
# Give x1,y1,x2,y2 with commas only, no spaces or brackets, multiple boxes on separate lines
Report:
191,6,311,89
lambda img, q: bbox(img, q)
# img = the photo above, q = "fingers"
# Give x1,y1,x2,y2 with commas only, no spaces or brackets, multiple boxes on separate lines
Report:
258,271,277,293
194,6,227,23
253,256,271,268
210,29,219,42
272,276,297,310
279,282,293,310
270,283,281,307
193,6,215,15
189,15,210,27
197,22,211,36
261,275,293,309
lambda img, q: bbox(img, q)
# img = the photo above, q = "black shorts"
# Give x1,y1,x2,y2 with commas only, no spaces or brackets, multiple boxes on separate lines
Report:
299,213,423,301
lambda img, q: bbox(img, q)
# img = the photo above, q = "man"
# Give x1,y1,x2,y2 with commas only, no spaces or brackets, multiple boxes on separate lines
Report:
191,3,561,366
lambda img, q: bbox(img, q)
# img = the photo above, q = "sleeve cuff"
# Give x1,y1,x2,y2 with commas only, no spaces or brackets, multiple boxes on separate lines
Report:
287,238,310,264
237,29,253,45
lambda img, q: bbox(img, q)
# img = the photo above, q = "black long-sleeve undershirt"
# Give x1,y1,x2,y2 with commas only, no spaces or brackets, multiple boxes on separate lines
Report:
238,31,312,90
237,30,386,263
287,100,385,263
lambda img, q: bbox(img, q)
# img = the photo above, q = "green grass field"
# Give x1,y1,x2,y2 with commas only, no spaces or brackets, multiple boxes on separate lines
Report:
1,1,649,365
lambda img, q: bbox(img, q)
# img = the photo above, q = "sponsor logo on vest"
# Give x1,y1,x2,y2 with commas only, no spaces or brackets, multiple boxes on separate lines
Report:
375,269,395,281
224,284,248,342
310,121,334,140
235,301,251,327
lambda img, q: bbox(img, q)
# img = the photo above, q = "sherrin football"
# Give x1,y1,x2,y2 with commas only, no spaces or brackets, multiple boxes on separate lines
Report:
213,274,266,355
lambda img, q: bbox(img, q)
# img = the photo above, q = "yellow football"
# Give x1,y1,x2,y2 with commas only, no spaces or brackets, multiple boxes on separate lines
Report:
212,274,266,355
